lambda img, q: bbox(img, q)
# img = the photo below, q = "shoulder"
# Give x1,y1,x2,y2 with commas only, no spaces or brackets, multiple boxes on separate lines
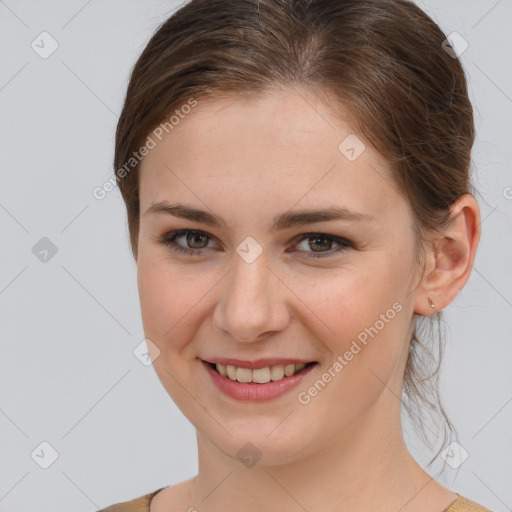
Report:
445,495,493,512
96,489,492,512
97,487,167,512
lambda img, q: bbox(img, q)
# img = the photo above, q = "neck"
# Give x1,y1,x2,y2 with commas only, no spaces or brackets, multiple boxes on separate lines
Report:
188,397,442,512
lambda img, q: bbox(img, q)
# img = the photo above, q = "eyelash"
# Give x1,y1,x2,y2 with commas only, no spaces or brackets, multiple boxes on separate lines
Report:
158,229,352,259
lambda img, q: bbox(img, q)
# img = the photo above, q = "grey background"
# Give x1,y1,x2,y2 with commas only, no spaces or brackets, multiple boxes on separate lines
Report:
0,1,510,511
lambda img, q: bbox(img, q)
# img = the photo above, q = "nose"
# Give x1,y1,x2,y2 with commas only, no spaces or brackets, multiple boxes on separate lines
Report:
213,252,290,343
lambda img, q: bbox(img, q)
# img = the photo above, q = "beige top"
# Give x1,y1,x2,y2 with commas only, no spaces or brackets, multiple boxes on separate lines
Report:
97,488,493,511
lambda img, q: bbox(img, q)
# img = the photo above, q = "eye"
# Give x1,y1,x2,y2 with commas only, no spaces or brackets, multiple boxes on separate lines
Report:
158,229,220,256
290,233,352,258
157,229,352,258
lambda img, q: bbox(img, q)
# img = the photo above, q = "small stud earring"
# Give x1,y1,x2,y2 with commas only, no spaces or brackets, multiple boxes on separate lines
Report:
428,297,435,309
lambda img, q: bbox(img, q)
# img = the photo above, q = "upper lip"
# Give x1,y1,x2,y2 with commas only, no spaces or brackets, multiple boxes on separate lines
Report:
202,357,316,369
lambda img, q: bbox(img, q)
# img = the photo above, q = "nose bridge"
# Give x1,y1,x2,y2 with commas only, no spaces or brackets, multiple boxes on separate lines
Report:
214,250,287,342
231,252,269,302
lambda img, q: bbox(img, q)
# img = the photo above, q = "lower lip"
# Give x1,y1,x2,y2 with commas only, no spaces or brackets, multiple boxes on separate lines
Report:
201,360,318,402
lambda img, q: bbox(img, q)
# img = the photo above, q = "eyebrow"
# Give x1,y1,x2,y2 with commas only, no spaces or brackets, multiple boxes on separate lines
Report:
144,201,375,231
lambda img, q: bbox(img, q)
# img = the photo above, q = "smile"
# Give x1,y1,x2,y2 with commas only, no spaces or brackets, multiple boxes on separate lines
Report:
211,361,313,383
201,359,318,401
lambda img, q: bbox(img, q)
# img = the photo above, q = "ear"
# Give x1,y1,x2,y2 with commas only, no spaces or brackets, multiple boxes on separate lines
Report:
414,194,481,316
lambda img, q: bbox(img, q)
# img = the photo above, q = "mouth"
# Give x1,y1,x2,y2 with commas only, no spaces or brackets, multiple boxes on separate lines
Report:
204,360,317,384
200,359,319,401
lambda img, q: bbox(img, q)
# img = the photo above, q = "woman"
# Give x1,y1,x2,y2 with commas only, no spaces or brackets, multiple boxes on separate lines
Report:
100,0,491,510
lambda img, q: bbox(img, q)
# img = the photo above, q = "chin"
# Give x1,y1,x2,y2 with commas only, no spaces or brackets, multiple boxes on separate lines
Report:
196,412,323,468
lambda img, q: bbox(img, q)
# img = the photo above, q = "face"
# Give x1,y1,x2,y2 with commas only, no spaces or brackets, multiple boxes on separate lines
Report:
136,87,422,466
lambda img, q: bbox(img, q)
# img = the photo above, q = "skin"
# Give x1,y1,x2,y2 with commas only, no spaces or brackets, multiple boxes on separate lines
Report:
135,87,480,512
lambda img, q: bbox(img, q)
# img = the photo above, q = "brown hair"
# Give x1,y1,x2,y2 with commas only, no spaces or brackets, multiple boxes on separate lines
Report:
114,0,475,463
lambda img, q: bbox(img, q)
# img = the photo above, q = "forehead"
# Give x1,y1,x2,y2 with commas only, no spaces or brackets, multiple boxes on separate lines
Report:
138,88,407,224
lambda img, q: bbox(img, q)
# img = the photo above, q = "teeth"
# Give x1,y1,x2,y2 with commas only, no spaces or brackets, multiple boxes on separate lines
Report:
252,367,271,383
236,367,252,383
270,365,284,381
284,364,295,377
227,365,236,380
216,362,309,383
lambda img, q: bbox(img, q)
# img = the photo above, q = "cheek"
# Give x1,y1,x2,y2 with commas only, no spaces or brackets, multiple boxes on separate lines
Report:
289,258,411,395
137,254,206,353
290,269,410,426
291,259,408,339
